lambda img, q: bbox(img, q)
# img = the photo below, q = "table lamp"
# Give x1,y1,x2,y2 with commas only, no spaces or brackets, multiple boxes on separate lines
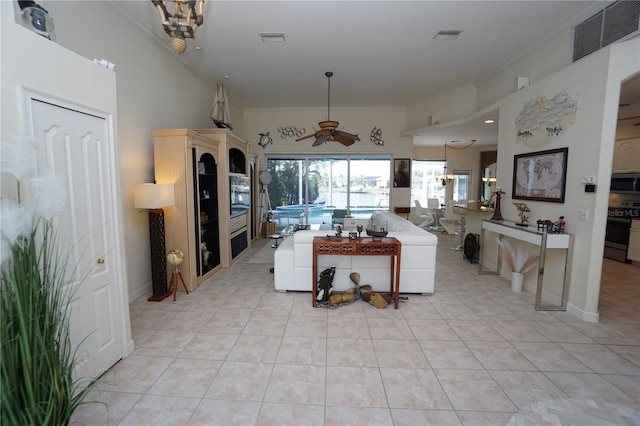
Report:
134,182,175,301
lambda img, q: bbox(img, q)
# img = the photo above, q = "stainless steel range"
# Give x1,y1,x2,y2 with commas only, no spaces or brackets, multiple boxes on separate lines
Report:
605,201,640,262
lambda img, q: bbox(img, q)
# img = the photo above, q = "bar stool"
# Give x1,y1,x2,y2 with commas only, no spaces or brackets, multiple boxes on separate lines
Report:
269,233,283,248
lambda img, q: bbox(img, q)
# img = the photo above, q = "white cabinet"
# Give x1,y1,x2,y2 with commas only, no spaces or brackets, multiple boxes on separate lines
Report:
613,138,640,173
629,220,640,262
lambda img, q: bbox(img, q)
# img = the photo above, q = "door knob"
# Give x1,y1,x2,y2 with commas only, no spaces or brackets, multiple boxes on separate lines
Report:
97,258,105,264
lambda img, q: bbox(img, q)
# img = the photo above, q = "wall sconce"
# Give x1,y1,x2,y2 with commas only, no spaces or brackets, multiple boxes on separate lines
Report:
18,0,54,39
151,0,204,54
134,182,175,301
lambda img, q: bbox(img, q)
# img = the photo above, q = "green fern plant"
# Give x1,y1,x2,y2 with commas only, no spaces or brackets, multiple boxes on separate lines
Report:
1,136,99,425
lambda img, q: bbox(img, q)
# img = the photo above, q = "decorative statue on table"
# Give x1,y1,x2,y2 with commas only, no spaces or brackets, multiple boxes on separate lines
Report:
553,216,566,233
513,202,531,226
490,187,505,221
316,266,336,304
536,216,566,233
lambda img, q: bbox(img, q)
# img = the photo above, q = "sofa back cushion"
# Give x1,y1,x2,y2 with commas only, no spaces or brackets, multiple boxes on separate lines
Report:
367,210,420,233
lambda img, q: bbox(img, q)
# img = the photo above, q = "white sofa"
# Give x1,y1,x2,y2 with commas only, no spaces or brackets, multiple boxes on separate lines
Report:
274,210,438,294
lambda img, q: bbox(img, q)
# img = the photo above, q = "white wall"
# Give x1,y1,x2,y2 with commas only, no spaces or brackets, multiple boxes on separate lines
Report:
492,38,640,321
24,1,233,300
476,29,575,109
475,0,622,110
243,106,414,208
405,85,478,130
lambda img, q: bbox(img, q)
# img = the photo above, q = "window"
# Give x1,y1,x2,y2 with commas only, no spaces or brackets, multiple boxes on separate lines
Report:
266,155,391,230
410,160,446,207
451,171,471,201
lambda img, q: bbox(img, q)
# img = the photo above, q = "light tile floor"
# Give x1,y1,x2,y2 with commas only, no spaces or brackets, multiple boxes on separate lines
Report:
72,234,640,425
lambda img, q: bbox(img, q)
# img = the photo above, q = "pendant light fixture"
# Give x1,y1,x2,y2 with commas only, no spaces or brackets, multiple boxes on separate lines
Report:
151,0,204,54
435,143,454,186
435,140,476,186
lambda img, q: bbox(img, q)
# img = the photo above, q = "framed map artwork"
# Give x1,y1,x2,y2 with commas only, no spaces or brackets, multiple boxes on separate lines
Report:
512,148,568,203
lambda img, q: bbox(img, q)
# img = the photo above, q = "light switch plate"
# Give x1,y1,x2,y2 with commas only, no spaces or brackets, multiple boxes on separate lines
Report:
578,209,589,221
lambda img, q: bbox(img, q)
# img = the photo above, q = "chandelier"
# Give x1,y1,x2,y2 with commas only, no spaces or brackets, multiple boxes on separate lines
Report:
151,0,204,54
434,143,454,186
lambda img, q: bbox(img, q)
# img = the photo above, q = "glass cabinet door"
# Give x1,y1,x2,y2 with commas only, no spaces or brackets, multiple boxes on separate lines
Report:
195,151,220,275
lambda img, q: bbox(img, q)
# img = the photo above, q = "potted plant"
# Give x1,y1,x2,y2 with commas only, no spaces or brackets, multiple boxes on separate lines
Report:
496,238,540,292
1,136,99,425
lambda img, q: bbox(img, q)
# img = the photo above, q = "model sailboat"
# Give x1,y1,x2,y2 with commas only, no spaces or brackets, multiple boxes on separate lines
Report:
210,84,233,129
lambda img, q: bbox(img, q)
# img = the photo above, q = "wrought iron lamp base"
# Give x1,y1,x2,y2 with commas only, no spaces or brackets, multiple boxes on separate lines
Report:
147,208,171,302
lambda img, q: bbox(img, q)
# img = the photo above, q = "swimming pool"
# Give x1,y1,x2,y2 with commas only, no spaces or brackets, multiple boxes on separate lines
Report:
271,205,385,230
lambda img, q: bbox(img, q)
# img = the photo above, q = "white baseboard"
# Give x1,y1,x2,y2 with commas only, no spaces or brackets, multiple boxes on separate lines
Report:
567,303,599,323
129,284,150,304
125,339,135,357
524,280,599,322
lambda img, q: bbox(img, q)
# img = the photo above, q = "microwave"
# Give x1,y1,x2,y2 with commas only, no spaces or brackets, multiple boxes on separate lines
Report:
610,173,640,193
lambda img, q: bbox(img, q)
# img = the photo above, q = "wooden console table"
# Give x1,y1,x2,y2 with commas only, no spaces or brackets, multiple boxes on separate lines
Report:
479,219,572,311
312,236,402,308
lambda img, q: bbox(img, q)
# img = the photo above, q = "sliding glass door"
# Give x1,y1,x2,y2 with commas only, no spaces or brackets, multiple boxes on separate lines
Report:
410,160,447,208
266,155,390,230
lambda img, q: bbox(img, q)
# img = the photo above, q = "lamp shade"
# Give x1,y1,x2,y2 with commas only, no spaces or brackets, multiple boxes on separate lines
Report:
134,183,175,209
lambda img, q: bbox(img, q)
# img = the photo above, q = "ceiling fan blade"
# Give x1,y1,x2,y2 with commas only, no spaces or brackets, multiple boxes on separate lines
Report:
335,130,360,141
312,135,328,146
332,132,356,146
295,133,316,141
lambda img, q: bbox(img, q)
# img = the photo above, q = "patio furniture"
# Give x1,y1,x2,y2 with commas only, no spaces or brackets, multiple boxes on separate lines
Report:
414,200,435,229
331,209,348,228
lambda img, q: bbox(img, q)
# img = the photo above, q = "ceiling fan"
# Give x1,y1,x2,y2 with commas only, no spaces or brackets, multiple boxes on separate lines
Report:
296,72,360,147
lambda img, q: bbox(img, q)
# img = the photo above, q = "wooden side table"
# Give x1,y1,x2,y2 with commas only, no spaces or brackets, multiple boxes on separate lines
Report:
312,236,402,308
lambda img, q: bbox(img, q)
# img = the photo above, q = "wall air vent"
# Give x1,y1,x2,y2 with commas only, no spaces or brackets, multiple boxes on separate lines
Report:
573,0,640,62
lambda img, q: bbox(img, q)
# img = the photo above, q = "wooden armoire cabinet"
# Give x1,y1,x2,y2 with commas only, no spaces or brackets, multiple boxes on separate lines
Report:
153,129,222,292
153,129,251,292
195,128,251,268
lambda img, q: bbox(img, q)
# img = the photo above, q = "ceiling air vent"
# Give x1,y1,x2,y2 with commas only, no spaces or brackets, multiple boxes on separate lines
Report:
433,29,462,40
259,32,286,42
573,0,640,62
